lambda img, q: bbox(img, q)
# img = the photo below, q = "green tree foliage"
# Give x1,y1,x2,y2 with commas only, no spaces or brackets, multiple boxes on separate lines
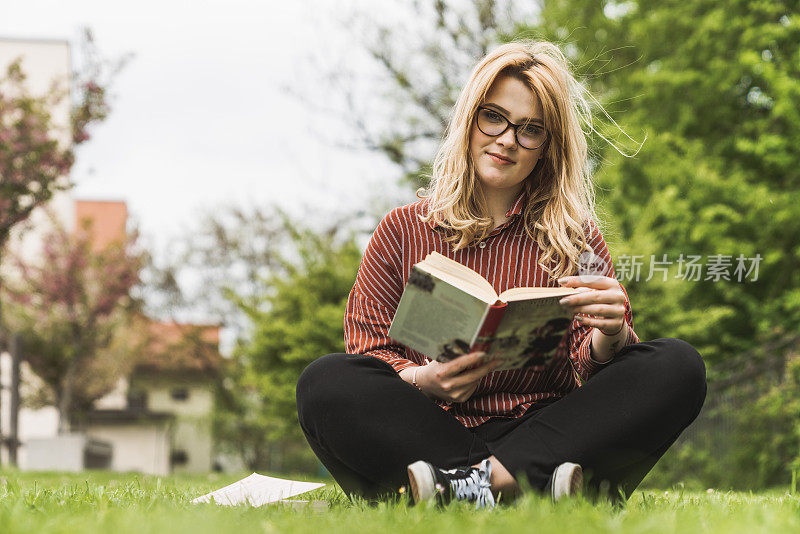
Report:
525,0,799,364
205,0,799,482
350,0,798,363
333,0,800,487
517,0,800,487
644,340,800,489
215,225,361,472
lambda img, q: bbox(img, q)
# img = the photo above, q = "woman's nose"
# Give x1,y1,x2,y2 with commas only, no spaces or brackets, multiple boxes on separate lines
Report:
496,127,517,147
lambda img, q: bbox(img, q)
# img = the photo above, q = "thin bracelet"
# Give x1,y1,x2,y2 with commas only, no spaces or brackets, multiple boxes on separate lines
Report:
412,366,421,390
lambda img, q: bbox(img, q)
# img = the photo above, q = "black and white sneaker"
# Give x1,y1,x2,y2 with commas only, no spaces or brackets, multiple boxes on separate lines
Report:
545,462,583,501
407,458,496,508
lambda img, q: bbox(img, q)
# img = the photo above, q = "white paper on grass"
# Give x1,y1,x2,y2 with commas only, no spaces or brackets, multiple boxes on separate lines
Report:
192,473,326,507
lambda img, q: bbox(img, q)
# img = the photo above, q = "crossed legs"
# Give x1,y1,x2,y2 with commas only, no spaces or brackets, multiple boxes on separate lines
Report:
296,338,706,502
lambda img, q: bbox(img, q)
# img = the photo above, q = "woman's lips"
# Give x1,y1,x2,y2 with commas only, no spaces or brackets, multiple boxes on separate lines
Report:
488,152,514,165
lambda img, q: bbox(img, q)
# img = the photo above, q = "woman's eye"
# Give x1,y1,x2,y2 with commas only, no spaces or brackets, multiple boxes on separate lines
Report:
522,125,543,136
485,110,503,122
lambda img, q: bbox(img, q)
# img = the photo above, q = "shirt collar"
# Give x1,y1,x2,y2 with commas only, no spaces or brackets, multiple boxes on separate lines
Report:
425,191,526,230
505,190,526,219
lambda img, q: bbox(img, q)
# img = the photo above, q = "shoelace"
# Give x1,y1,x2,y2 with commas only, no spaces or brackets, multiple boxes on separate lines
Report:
447,459,495,508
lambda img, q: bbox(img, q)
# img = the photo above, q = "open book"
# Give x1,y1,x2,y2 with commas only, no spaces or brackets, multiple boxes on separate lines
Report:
192,473,326,507
388,252,586,370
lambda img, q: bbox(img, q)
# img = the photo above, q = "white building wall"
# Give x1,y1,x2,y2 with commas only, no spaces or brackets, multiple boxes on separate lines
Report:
142,381,215,473
86,423,171,476
0,355,59,466
146,382,215,416
93,378,131,410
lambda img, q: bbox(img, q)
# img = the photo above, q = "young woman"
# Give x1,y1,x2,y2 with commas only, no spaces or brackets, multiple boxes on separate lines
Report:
296,41,706,507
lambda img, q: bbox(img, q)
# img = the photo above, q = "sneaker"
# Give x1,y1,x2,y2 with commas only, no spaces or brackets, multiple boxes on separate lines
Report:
545,462,583,501
407,458,496,508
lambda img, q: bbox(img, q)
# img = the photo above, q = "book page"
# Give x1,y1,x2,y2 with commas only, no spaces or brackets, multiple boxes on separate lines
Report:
389,266,489,361
418,252,498,303
480,295,574,371
499,286,579,301
192,473,325,507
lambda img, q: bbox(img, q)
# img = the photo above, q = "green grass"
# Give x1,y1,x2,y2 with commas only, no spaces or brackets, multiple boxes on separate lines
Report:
1,470,800,533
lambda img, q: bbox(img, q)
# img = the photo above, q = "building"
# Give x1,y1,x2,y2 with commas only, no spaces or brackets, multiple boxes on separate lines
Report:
7,198,223,475
88,317,222,475
0,39,222,474
71,200,222,475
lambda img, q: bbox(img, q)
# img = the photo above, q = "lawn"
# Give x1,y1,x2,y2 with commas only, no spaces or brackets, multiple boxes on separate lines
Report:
1,470,799,533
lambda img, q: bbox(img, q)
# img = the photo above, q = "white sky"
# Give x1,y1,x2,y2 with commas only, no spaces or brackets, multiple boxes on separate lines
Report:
1,0,411,258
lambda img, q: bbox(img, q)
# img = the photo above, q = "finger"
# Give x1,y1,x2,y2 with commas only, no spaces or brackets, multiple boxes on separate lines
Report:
567,303,626,318
450,359,499,386
442,351,486,374
558,275,617,290
576,315,625,332
560,289,623,308
451,383,480,403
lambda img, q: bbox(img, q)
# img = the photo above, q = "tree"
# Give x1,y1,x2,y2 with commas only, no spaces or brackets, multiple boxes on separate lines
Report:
334,0,800,364
523,0,800,364
3,217,145,431
155,204,369,470
307,0,534,188
0,29,126,348
143,205,292,333
215,224,362,472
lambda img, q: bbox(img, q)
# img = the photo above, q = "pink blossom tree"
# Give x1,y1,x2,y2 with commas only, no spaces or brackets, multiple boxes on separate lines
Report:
3,218,145,431
0,29,125,349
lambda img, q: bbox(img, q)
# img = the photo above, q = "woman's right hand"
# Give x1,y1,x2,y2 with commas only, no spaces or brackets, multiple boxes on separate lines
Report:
406,352,501,403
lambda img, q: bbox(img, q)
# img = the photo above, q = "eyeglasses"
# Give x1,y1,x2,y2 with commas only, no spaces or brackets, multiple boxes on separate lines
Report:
475,106,548,150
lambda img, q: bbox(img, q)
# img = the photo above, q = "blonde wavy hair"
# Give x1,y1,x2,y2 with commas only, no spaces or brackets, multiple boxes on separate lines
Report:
419,40,599,280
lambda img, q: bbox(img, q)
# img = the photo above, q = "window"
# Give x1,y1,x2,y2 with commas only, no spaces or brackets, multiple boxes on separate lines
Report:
170,450,188,466
127,390,147,410
170,388,189,401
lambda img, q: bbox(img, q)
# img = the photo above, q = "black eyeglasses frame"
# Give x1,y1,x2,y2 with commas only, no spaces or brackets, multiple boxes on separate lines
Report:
475,106,549,150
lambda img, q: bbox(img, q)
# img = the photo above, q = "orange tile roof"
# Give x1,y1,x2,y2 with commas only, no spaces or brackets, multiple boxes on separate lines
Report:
133,318,223,375
74,200,128,252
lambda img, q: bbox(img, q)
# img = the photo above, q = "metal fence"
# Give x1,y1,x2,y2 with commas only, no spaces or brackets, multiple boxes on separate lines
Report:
681,335,797,443
659,334,800,487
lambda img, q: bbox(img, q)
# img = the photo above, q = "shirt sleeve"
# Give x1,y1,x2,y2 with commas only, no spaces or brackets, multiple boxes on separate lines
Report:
567,219,639,382
344,209,418,372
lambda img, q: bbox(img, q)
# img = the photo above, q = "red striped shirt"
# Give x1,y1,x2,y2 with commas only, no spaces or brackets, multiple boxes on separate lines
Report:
344,194,639,427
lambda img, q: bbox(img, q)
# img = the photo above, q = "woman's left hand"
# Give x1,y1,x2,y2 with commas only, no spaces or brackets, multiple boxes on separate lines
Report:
557,275,627,336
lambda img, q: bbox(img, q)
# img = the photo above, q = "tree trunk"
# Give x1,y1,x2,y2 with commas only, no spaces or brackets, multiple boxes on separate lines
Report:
0,246,5,465
58,359,78,434
8,334,21,465
0,270,4,351
0,244,5,352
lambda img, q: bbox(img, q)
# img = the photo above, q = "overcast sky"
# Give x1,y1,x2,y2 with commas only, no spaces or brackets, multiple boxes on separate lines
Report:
1,0,410,257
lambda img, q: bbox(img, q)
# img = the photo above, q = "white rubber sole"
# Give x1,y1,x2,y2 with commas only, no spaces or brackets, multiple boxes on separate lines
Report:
550,462,583,501
407,461,437,503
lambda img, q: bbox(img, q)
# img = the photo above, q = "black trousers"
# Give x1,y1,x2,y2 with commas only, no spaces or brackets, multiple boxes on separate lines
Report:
296,338,707,502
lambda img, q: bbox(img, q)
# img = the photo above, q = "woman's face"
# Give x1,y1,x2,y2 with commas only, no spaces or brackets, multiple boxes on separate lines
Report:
469,75,545,197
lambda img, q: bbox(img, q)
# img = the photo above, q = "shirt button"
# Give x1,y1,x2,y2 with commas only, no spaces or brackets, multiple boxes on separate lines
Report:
478,241,487,249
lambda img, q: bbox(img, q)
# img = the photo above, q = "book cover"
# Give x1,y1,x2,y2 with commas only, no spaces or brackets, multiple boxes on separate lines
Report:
388,266,489,361
388,261,576,370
